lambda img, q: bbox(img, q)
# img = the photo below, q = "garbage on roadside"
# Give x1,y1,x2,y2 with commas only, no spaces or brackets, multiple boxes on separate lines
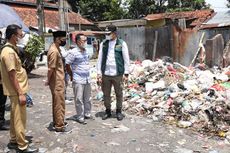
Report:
92,58,230,139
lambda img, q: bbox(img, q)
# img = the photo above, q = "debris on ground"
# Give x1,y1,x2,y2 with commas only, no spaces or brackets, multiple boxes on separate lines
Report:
91,58,230,139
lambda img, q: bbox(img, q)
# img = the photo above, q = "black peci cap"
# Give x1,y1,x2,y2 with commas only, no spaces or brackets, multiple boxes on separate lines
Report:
52,30,66,38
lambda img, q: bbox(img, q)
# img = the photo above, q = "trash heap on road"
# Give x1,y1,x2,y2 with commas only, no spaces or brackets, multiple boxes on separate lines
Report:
92,58,230,138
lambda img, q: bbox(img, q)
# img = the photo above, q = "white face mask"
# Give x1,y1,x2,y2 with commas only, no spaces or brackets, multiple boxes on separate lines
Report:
16,37,24,45
83,42,87,48
106,35,112,40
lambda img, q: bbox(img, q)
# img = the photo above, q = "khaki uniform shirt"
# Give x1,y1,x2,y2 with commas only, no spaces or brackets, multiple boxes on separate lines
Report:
47,43,65,90
0,67,2,85
0,43,29,96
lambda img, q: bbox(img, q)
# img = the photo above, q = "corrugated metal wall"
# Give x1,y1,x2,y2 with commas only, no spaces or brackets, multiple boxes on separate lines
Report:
145,26,172,60
117,25,230,67
118,27,146,60
118,26,172,61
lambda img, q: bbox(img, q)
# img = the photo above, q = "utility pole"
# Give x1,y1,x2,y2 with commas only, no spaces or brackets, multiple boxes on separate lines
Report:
78,7,81,31
36,0,45,36
59,0,65,30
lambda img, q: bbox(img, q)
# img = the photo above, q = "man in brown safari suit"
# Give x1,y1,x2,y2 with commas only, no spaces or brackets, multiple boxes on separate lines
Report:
45,30,70,132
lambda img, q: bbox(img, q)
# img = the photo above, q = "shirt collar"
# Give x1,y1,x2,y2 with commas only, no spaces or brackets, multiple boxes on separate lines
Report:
6,42,19,53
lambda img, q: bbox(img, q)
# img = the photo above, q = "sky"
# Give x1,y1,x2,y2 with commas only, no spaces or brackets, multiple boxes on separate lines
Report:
206,0,230,12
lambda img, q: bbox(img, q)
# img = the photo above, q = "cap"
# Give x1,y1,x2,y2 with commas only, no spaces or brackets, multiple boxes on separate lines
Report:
52,30,66,38
105,25,117,33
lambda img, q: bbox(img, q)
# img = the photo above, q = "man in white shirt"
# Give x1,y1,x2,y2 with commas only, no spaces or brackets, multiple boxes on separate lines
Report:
97,25,130,121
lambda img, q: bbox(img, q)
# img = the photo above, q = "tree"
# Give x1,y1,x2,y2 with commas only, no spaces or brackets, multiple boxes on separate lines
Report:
68,0,127,21
127,0,157,19
127,0,208,19
67,0,209,21
167,0,208,12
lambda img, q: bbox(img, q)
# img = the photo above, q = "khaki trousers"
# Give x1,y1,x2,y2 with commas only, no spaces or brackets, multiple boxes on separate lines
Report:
102,75,123,110
50,88,65,131
9,96,28,150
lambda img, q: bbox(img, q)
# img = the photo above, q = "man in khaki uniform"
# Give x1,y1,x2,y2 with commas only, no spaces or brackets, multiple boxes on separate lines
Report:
45,31,69,132
0,24,38,152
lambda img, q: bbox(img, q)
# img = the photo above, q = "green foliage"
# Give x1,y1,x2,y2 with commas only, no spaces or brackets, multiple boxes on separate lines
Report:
68,0,209,21
166,0,208,13
127,0,157,18
25,35,44,61
78,0,127,21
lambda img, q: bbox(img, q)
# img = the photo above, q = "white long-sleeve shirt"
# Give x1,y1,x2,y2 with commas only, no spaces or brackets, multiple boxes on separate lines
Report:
97,38,130,76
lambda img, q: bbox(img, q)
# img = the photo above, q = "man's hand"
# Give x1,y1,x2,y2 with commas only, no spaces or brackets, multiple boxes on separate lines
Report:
44,80,49,86
70,75,73,82
123,74,129,84
97,74,102,86
19,94,26,105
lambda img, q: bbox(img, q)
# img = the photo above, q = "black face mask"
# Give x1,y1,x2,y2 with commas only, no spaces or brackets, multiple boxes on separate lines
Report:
60,40,66,46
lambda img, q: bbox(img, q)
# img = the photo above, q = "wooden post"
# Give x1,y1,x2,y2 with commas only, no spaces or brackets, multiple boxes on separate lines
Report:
189,32,205,67
152,31,158,61
59,0,65,30
36,0,45,36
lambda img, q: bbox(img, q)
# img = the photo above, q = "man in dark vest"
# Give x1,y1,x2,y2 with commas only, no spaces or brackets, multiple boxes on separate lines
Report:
97,25,130,121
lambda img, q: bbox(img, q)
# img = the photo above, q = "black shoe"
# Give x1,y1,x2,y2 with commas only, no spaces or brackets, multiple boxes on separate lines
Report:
102,112,112,120
116,112,124,121
0,124,10,130
7,142,18,149
17,146,38,153
64,122,68,127
84,115,95,120
116,109,124,121
55,126,72,133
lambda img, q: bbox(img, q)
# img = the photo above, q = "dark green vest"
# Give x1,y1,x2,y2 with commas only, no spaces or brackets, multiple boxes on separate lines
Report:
101,39,124,75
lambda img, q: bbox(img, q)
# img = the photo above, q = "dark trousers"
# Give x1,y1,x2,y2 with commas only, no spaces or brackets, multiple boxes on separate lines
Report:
0,84,7,122
101,75,123,110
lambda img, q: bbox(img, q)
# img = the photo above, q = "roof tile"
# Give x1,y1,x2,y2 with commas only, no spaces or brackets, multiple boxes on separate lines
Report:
145,9,214,27
11,5,93,30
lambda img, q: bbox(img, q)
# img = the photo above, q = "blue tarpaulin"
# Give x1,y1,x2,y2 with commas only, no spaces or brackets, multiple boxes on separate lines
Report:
0,4,29,32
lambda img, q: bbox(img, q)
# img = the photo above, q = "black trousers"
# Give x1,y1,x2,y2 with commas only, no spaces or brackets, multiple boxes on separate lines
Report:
0,84,7,122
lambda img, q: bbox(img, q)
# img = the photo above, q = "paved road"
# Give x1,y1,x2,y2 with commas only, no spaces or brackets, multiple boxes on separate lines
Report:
1,66,230,153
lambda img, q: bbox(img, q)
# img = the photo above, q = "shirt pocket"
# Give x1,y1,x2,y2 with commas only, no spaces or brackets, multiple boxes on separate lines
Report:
15,55,22,70
57,56,63,67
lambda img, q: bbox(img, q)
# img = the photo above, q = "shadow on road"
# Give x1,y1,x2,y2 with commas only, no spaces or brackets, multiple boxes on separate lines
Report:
28,73,45,79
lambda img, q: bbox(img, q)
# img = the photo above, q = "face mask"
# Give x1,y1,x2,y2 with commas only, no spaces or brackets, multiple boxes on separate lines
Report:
60,40,66,46
16,36,23,45
82,42,87,48
106,35,112,40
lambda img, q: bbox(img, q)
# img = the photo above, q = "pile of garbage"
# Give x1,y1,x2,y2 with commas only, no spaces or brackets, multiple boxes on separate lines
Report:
92,58,230,138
